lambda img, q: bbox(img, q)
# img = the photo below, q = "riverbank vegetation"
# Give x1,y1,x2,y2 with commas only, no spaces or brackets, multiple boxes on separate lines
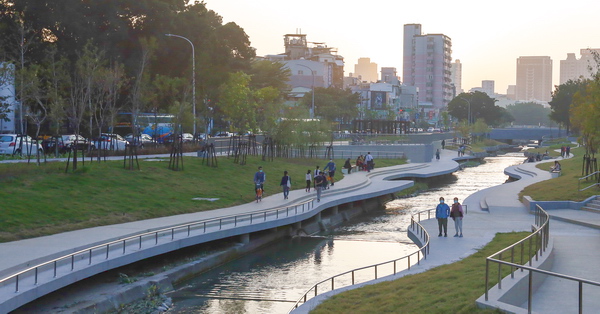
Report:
311,232,528,313
0,156,406,242
521,147,598,201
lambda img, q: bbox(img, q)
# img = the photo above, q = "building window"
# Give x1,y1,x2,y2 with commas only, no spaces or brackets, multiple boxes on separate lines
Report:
298,70,304,75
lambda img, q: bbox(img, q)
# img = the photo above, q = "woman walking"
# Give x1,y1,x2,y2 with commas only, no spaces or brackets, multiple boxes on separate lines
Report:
280,171,291,199
305,169,312,192
450,197,464,237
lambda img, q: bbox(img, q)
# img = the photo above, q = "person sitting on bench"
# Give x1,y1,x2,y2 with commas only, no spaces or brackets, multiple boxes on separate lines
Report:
550,160,561,172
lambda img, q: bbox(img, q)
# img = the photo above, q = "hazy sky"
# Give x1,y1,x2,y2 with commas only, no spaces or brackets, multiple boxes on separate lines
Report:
204,0,600,94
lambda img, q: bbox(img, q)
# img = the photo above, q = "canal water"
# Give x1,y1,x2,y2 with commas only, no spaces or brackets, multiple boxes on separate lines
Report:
168,154,525,313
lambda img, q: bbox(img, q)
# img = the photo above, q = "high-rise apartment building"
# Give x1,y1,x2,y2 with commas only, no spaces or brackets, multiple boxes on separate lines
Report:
515,56,552,102
403,24,453,109
559,49,600,84
450,59,462,95
380,67,399,84
482,80,495,96
354,58,378,83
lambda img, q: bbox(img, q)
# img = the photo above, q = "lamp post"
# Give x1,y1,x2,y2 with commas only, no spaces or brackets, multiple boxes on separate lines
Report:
459,97,471,126
297,64,315,119
165,33,196,137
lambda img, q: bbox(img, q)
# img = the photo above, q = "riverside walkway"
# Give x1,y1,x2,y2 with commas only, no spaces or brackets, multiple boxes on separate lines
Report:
2,149,598,313
0,152,459,312
294,150,600,314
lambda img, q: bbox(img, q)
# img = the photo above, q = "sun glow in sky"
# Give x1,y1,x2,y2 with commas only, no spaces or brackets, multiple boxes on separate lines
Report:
205,0,600,94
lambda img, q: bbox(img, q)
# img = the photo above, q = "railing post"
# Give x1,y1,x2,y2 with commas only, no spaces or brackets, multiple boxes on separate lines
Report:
331,277,334,290
520,241,524,271
34,268,38,285
352,271,355,285
15,275,19,292
375,265,378,279
485,259,489,301
510,247,515,279
497,252,502,289
579,281,583,314
528,269,533,314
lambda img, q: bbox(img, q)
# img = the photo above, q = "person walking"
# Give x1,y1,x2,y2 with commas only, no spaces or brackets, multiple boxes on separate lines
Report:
280,170,291,199
305,169,312,192
566,145,571,157
435,149,440,160
313,165,320,189
450,197,464,237
365,152,374,172
314,171,326,202
324,159,337,186
254,166,266,196
436,197,450,237
441,139,445,150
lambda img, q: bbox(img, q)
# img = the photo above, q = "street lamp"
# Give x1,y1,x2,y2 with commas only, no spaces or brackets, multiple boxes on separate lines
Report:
297,64,315,119
459,97,471,126
165,33,196,137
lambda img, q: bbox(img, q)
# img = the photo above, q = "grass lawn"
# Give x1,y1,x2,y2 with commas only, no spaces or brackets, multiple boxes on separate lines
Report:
520,146,600,201
311,232,528,314
0,155,406,242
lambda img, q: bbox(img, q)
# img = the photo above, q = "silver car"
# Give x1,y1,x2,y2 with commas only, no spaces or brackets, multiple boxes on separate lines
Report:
0,134,44,155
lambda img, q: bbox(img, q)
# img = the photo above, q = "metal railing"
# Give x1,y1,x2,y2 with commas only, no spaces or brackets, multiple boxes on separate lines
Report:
289,208,434,312
484,204,600,313
0,199,315,293
578,171,600,191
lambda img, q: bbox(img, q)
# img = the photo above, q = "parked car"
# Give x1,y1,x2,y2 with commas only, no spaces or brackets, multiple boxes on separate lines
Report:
124,133,154,148
46,134,95,153
0,134,44,156
181,133,194,143
94,133,128,151
214,131,234,137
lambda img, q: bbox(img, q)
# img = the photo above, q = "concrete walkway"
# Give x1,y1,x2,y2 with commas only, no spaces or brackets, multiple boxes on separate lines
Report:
295,152,600,314
2,149,599,314
0,151,459,313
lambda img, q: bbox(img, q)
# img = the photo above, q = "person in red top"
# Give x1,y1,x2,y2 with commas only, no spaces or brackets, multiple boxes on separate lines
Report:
450,197,465,237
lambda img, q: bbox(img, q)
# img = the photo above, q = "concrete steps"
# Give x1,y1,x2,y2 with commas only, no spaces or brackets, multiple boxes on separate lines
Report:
548,209,600,230
581,196,600,213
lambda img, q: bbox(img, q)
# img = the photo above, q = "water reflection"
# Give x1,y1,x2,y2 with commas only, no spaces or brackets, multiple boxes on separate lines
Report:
170,154,525,313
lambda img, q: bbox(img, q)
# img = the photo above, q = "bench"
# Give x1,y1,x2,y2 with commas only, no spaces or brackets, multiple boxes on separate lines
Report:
550,170,561,178
341,164,358,174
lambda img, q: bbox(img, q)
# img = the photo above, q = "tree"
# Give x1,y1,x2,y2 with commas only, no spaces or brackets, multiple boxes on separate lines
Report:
571,79,600,158
302,87,360,123
448,91,507,126
505,102,551,126
217,72,255,134
549,79,587,134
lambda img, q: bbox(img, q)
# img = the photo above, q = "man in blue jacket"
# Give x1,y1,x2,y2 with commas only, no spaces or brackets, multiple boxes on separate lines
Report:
436,196,450,237
323,159,336,186
254,166,266,194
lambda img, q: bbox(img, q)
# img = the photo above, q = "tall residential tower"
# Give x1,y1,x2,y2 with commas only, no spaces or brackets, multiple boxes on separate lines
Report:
403,24,453,109
515,56,552,102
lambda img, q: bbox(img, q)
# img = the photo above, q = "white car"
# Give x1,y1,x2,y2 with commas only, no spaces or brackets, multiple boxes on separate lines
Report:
94,133,128,151
0,134,44,156
124,133,154,147
181,133,194,142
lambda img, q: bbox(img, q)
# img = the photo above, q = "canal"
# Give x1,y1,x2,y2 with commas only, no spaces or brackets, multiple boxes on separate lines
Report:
167,154,525,313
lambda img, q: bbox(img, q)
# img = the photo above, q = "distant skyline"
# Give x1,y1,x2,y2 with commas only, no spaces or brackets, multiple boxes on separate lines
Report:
204,0,600,94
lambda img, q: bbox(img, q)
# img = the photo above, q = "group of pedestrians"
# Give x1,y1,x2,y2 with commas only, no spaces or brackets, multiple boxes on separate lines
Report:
560,145,571,158
253,153,377,203
435,196,464,237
